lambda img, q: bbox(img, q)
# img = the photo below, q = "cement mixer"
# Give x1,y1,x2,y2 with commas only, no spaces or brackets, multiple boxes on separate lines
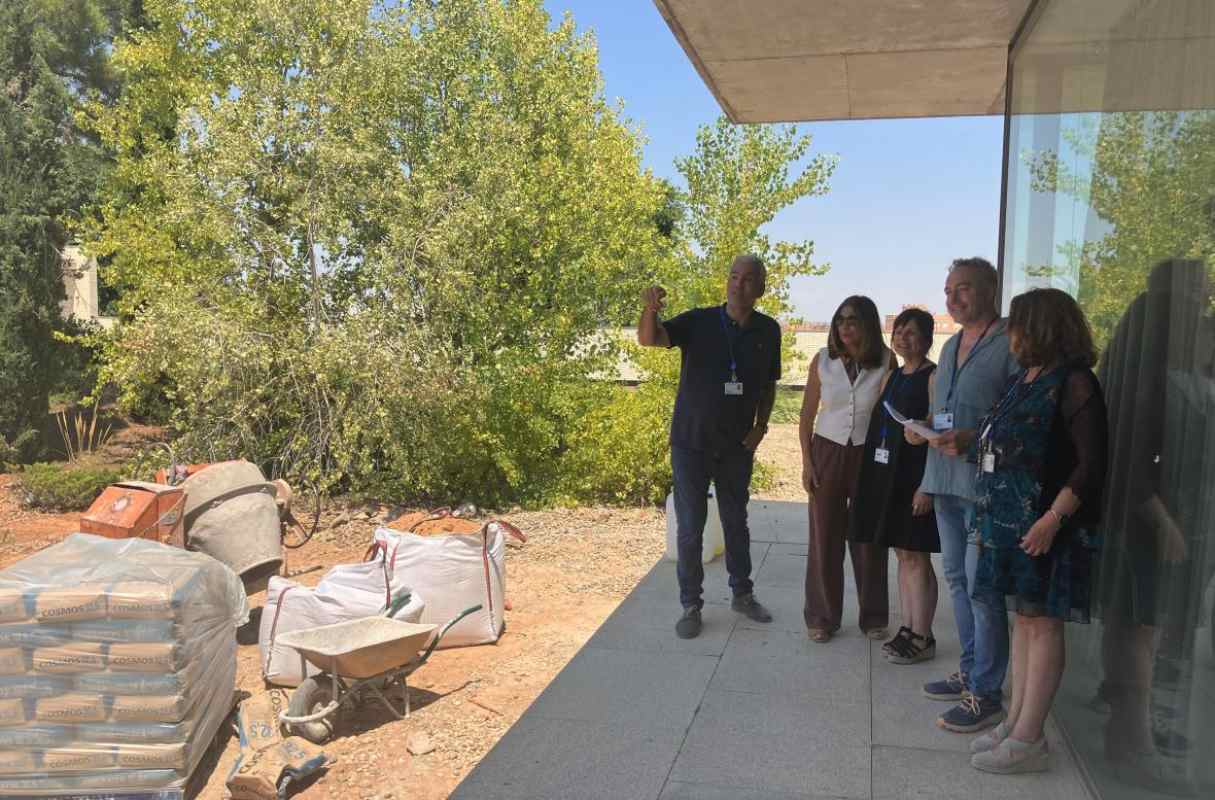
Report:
170,460,318,590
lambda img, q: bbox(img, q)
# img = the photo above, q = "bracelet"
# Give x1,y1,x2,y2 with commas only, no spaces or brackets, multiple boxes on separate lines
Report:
1047,508,1068,527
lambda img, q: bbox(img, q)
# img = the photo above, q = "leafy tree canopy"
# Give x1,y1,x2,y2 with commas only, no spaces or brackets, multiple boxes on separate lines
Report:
84,0,835,503
1029,111,1215,347
0,0,143,458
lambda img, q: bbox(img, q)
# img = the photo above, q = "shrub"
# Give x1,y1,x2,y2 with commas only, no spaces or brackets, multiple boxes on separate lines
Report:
558,378,675,506
770,387,804,424
99,300,583,506
53,400,114,463
0,434,30,473
18,463,123,512
556,345,772,504
123,446,173,484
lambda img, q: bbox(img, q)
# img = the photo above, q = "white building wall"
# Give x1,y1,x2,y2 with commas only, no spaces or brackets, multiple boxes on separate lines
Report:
60,246,116,330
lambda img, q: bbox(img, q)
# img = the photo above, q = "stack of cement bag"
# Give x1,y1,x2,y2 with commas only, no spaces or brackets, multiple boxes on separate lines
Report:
0,533,247,796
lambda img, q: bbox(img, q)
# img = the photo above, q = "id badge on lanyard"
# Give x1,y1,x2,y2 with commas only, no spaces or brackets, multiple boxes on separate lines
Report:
933,412,954,431
720,306,744,396
978,372,1033,474
979,420,996,472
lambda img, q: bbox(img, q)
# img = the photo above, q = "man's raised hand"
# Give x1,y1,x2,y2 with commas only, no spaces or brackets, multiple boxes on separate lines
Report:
637,286,672,348
642,286,667,313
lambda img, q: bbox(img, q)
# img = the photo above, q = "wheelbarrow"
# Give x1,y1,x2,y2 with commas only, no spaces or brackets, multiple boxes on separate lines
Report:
276,600,482,743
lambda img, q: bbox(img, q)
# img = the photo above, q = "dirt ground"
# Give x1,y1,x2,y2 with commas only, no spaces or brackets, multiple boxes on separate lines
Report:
0,423,806,799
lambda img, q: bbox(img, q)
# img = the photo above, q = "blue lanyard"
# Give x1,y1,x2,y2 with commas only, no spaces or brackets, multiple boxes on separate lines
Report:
980,368,1037,444
944,318,998,409
719,305,739,381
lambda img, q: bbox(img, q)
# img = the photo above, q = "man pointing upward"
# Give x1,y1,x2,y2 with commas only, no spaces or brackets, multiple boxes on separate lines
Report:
638,254,780,639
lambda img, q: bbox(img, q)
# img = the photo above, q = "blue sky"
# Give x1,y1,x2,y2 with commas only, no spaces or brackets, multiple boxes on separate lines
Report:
543,1,1005,322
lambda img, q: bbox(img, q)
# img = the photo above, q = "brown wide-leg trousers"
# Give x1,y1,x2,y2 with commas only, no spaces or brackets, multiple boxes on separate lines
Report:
804,435,889,633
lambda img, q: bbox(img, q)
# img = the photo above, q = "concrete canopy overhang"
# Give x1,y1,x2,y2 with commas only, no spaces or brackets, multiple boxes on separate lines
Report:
652,1,1035,122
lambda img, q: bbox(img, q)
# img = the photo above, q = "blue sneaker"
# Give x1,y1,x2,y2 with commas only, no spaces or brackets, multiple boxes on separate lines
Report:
938,693,1006,733
922,671,967,701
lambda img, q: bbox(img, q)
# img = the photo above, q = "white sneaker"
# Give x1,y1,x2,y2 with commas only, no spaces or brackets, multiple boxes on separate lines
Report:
971,736,1050,774
970,719,1013,754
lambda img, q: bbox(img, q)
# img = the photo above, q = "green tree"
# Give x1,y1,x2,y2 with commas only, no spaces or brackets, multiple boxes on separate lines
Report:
83,2,835,504
666,116,836,314
0,0,140,459
86,0,670,500
569,117,836,504
1029,111,1215,346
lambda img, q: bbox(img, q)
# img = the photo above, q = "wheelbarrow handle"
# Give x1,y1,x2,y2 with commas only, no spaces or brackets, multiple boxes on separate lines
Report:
414,604,483,667
384,591,413,618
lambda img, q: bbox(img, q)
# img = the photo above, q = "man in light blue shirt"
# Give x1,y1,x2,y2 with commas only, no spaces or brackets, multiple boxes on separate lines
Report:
915,258,1020,733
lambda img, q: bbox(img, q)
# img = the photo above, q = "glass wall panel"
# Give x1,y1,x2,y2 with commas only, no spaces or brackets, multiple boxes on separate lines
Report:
1003,1,1215,797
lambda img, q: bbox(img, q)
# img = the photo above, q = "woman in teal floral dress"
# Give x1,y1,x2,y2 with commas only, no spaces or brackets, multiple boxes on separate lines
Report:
930,288,1108,775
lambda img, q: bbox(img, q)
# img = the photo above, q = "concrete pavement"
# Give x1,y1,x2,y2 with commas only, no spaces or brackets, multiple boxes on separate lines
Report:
453,500,1092,800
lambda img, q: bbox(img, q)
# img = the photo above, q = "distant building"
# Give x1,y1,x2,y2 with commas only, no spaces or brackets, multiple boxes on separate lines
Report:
784,307,955,384
61,245,116,330
883,306,961,335
787,306,959,337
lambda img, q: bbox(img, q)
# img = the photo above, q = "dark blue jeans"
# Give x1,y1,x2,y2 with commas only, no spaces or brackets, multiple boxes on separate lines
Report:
671,444,755,610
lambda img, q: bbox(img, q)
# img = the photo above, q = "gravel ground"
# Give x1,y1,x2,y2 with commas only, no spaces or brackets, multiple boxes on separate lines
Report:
754,422,804,501
0,424,806,799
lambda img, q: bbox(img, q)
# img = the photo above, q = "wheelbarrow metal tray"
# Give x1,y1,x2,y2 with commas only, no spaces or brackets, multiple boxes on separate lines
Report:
274,617,438,679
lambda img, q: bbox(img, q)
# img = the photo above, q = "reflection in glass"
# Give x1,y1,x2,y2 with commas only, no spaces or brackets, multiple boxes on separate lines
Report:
1002,1,1215,797
1096,260,1209,796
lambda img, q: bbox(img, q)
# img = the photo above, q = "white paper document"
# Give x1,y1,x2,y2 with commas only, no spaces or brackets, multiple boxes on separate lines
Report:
883,401,943,441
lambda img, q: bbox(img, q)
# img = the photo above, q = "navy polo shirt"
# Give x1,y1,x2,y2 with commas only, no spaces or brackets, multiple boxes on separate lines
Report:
663,305,782,452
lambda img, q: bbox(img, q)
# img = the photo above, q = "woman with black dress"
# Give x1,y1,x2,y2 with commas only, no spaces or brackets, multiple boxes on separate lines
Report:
849,307,941,664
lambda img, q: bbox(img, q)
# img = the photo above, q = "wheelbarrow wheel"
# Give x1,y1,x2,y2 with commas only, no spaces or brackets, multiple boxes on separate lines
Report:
287,677,336,744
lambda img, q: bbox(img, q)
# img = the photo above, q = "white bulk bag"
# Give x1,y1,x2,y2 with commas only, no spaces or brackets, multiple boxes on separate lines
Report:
311,546,395,619
258,572,425,687
259,577,335,687
373,523,511,648
310,542,426,622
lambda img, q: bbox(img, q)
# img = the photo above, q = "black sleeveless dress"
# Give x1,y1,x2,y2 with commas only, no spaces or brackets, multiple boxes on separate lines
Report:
848,365,940,552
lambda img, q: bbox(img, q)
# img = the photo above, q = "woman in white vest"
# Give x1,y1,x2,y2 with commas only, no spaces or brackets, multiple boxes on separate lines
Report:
799,295,896,643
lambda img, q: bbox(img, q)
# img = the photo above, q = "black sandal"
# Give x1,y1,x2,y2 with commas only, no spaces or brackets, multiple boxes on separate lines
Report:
888,632,936,665
882,626,912,655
